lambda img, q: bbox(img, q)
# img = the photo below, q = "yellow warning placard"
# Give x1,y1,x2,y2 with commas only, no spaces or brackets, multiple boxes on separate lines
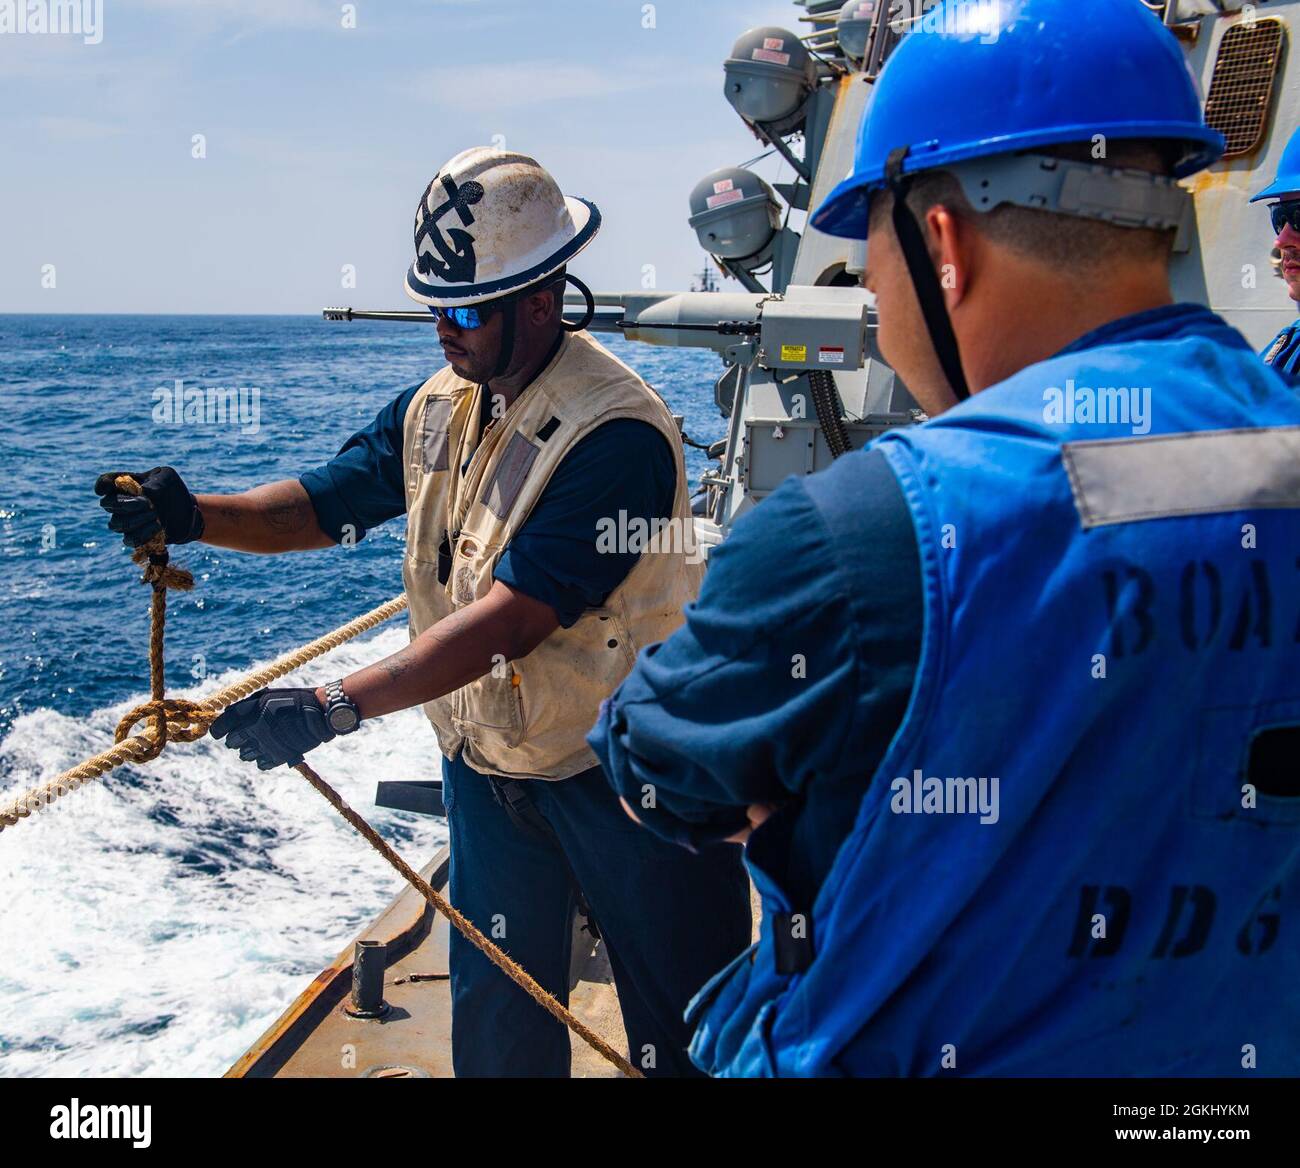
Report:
780,344,807,363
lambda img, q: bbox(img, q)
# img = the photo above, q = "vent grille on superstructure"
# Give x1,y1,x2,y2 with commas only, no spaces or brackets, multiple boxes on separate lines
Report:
1204,18,1286,159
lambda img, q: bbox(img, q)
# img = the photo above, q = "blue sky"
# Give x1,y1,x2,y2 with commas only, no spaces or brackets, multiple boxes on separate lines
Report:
0,0,808,313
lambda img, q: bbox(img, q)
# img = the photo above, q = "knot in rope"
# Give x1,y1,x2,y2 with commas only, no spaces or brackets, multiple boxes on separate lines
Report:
113,699,217,763
131,545,195,592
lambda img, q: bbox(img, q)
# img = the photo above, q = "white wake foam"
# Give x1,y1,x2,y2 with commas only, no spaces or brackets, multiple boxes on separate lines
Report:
0,626,447,1077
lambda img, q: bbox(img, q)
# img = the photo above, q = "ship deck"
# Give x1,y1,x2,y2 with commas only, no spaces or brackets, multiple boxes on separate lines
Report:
226,848,628,1078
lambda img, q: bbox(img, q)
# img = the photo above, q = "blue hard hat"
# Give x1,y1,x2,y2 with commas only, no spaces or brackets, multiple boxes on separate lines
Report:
813,0,1225,240
1250,125,1300,203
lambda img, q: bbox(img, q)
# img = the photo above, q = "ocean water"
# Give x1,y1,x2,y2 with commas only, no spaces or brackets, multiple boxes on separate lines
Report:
0,314,726,1077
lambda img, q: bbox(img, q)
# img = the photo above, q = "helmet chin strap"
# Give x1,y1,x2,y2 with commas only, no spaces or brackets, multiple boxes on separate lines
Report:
491,296,518,382
885,147,972,404
487,268,580,383
562,273,596,332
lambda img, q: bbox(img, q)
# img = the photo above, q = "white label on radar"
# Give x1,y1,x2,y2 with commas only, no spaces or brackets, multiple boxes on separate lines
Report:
752,48,792,66
818,347,846,365
706,189,746,209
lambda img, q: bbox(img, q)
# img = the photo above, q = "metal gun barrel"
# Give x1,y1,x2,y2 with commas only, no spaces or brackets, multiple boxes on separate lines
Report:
322,307,434,323
322,306,627,333
325,291,766,351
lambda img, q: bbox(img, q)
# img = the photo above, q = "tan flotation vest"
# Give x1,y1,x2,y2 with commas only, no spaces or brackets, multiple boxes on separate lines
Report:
400,330,703,780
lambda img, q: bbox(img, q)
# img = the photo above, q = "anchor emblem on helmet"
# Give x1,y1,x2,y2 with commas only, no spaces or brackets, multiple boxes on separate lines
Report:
415,173,485,285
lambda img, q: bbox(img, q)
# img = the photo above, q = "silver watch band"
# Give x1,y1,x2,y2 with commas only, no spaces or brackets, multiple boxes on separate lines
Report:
324,679,361,734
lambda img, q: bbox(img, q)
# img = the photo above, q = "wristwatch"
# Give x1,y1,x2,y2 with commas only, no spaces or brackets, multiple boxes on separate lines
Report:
323,679,362,735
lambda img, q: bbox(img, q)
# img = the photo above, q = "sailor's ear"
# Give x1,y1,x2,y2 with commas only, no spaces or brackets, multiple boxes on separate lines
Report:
522,286,560,327
924,204,970,312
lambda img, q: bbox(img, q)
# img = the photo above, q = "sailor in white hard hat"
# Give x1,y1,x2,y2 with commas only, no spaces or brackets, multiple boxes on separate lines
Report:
99,147,752,1077
404,146,603,383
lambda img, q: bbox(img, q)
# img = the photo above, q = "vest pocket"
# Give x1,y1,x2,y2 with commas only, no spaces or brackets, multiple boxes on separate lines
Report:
1192,699,1300,826
420,397,453,472
453,670,526,750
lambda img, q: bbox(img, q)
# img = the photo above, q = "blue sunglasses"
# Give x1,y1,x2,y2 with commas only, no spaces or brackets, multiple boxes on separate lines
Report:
428,304,493,330
427,275,587,332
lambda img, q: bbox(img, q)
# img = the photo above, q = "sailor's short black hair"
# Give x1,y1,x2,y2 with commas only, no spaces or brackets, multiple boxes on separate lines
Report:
871,140,1183,271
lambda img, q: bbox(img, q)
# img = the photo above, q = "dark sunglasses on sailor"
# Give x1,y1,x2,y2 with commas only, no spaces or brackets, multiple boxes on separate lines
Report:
1270,200,1300,237
428,304,492,330
428,281,565,331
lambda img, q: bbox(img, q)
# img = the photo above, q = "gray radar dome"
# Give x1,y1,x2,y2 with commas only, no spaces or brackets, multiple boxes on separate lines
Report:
688,167,782,264
723,26,815,126
836,0,877,64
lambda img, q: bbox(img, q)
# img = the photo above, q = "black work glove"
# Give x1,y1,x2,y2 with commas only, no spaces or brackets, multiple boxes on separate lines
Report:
94,466,205,548
209,688,335,771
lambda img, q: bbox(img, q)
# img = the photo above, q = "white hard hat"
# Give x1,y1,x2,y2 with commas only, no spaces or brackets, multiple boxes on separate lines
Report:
404,147,601,308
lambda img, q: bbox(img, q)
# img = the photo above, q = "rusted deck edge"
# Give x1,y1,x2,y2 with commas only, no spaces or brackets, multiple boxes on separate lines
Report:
224,846,452,1079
